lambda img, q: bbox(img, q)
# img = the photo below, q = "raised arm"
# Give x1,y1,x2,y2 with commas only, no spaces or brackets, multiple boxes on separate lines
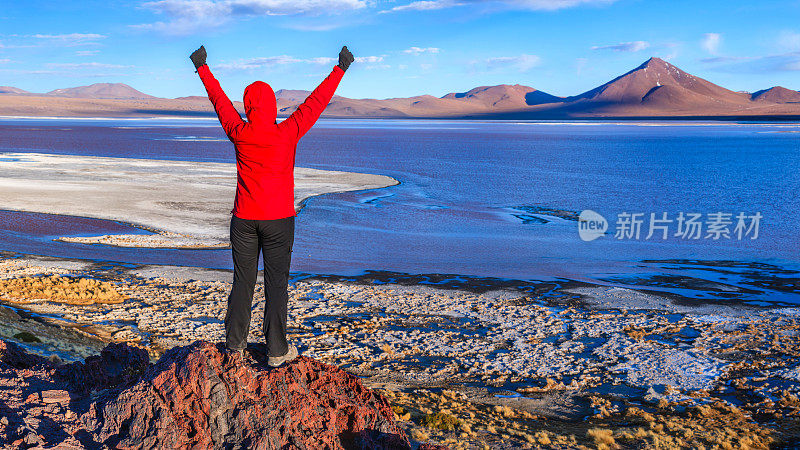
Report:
190,46,245,140
279,46,354,141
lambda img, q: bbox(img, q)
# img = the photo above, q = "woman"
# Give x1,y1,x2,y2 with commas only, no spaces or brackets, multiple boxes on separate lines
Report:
190,44,354,367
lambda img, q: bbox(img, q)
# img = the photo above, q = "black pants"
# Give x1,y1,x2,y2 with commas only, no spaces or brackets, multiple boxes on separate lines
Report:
225,215,294,357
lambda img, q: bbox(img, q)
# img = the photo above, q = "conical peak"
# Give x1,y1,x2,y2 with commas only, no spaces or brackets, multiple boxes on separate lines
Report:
637,57,670,71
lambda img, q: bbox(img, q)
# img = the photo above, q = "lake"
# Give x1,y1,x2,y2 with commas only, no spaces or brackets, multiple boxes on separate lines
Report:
0,117,798,305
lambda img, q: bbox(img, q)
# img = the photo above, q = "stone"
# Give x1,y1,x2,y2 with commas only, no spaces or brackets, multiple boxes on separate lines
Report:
0,339,414,449
0,340,50,370
40,390,70,404
54,341,150,393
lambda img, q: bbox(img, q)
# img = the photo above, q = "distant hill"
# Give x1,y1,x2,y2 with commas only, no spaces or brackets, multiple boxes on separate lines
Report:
46,83,156,100
0,86,30,95
275,89,312,101
442,84,562,108
751,86,800,103
1,58,799,119
173,95,209,102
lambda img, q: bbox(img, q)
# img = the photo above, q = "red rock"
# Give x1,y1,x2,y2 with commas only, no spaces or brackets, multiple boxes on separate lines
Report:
54,341,150,392
0,339,415,449
0,340,50,370
40,389,70,404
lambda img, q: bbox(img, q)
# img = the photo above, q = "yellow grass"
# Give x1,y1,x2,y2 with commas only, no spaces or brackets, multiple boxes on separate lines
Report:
0,275,126,305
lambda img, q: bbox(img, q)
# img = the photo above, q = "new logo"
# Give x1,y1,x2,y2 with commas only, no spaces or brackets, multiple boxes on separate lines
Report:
578,210,607,241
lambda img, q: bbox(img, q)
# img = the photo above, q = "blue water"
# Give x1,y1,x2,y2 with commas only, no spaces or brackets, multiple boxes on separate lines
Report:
0,117,798,304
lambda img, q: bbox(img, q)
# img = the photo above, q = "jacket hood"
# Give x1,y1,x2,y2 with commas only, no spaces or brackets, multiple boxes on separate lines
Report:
243,81,277,124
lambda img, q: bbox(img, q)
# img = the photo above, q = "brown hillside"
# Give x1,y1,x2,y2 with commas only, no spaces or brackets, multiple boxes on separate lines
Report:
568,57,751,107
2,58,800,118
46,83,156,100
751,86,800,103
0,86,30,95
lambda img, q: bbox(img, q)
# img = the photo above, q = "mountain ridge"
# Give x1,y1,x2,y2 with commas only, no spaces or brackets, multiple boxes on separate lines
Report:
2,57,800,119
0,86,30,95
45,83,155,100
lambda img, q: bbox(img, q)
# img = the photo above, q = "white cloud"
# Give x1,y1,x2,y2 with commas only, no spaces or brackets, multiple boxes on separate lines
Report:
575,57,587,75
136,0,366,34
383,0,617,13
382,0,457,13
0,69,58,76
505,0,616,10
217,54,374,70
144,0,365,16
701,33,721,54
46,62,131,69
0,67,135,77
33,33,105,39
591,41,649,52
355,55,384,63
700,51,800,73
658,42,680,61
403,46,440,55
778,30,800,52
308,57,337,64
0,34,103,50
783,60,800,71
700,56,752,64
485,54,541,71
76,50,100,56
32,33,106,46
218,55,303,70
756,53,800,72
0,58,12,64
281,22,344,31
0,40,31,50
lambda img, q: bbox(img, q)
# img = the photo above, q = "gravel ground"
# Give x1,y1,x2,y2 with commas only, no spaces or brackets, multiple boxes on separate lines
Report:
2,253,800,448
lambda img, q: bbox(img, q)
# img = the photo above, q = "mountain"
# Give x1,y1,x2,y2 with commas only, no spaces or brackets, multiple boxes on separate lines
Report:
0,86,29,95
1,58,799,118
442,84,562,108
173,95,209,102
275,89,312,101
46,83,155,100
565,57,752,111
276,89,313,114
751,86,800,103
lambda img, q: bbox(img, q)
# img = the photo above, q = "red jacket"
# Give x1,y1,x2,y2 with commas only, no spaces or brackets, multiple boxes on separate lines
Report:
197,64,344,220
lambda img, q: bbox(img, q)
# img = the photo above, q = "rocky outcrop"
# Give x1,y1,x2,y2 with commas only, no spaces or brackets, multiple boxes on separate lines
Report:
0,340,412,449
0,339,50,370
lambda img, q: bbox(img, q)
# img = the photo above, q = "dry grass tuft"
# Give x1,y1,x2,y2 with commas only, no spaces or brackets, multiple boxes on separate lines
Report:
0,275,126,305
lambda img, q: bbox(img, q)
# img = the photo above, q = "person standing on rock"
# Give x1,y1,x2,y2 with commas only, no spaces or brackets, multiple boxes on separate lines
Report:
190,45,355,367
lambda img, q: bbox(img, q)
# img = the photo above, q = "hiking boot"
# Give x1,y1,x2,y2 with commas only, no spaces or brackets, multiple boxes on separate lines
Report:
267,344,298,368
225,346,245,359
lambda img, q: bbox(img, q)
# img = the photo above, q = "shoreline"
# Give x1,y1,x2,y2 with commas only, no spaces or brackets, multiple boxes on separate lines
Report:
0,152,398,249
2,252,800,447
4,114,800,123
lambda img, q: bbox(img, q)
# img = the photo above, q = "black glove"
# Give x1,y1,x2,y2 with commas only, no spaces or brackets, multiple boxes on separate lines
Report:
190,45,207,70
338,46,354,72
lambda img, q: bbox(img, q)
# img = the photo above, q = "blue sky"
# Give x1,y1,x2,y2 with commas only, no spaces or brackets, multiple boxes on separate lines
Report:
1,0,799,100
